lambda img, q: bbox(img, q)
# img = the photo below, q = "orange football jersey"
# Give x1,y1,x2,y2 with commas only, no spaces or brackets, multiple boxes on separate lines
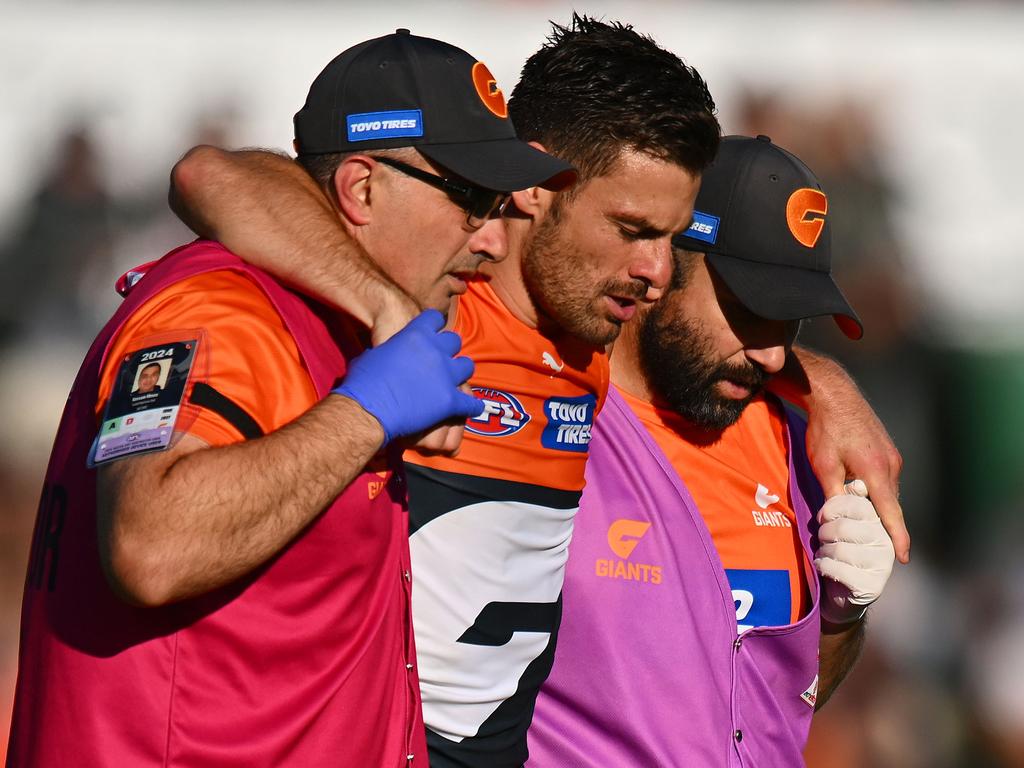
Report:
404,278,609,762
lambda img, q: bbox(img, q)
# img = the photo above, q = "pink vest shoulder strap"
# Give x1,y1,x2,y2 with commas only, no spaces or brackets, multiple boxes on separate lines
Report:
104,240,353,395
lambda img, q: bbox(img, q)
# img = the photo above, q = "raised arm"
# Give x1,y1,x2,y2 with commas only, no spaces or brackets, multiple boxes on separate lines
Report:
768,346,909,563
169,146,418,343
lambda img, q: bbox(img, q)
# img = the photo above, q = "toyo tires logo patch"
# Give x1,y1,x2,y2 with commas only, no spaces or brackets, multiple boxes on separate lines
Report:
466,388,531,437
541,394,596,452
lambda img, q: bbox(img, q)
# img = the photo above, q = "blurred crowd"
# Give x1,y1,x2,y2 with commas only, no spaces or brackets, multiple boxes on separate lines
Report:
1,88,1021,766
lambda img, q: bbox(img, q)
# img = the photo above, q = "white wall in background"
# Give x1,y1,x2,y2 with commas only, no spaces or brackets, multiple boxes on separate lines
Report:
2,1,1022,347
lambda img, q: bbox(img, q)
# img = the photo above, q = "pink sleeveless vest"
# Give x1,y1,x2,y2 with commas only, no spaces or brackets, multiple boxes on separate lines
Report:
8,241,427,767
529,386,824,767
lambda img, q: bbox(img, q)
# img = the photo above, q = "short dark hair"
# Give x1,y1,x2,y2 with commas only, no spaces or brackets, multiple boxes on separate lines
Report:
296,147,419,190
508,14,720,186
296,152,345,189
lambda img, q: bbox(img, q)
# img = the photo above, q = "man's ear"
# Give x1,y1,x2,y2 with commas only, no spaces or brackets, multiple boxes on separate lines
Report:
528,139,577,192
509,184,551,218
333,156,375,226
510,140,575,214
528,140,552,157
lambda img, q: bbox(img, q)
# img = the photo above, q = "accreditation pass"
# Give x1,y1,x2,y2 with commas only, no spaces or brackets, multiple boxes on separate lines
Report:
90,340,198,466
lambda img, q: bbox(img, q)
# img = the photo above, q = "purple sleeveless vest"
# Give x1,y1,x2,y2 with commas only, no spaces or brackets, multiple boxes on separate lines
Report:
528,386,824,768
9,241,427,767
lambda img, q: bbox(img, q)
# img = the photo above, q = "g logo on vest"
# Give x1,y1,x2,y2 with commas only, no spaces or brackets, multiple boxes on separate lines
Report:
607,519,650,559
596,518,662,585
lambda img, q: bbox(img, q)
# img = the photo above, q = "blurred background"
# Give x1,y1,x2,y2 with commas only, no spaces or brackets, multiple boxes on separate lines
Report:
1,1,1022,765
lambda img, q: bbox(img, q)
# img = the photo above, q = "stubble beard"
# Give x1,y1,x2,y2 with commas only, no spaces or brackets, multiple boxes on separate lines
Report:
638,305,768,431
521,208,642,347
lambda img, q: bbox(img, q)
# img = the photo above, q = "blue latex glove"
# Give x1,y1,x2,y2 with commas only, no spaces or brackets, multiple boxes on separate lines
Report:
332,310,483,445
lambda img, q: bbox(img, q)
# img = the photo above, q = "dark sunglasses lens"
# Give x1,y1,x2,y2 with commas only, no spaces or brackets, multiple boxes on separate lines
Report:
466,191,509,221
376,157,509,225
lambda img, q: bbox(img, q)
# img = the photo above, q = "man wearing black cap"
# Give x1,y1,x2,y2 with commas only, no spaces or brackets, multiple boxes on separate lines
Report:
528,136,896,767
7,31,570,768
168,18,905,768
170,19,716,766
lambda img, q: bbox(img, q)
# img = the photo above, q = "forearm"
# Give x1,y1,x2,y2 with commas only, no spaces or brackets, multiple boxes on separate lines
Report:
767,344,844,412
99,394,383,606
773,346,909,561
816,616,866,709
169,145,416,330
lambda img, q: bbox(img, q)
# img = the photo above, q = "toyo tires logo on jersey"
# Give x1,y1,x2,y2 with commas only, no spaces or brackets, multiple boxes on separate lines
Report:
466,388,531,437
541,394,597,452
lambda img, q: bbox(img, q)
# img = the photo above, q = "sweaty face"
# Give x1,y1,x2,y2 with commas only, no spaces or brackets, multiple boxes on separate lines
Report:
638,254,798,430
522,150,699,346
369,155,507,313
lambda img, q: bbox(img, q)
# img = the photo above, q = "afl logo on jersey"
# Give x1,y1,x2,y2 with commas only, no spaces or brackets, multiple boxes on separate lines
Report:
466,387,531,437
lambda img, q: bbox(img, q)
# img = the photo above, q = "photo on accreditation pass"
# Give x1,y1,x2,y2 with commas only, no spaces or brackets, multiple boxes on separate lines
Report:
90,340,198,466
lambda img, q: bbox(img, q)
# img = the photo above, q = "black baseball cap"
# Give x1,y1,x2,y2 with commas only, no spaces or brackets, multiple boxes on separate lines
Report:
294,29,575,193
673,135,862,339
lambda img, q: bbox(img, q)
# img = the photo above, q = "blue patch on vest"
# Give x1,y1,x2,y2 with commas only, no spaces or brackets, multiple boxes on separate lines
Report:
725,568,791,632
685,210,720,244
541,394,596,453
346,110,423,142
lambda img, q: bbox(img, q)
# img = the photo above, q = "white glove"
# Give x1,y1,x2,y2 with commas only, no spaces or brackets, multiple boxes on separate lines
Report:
814,480,896,625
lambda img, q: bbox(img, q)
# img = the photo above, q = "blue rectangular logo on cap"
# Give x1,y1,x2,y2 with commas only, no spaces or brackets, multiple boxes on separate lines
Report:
346,110,423,142
686,210,720,244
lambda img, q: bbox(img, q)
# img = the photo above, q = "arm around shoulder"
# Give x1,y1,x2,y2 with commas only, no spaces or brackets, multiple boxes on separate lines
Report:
770,345,909,563
169,145,418,340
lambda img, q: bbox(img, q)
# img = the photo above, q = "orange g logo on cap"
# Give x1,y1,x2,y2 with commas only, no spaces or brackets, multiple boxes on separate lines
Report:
472,61,508,118
785,188,828,248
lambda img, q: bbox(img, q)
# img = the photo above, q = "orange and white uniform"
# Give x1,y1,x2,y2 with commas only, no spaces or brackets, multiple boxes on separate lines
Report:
404,278,608,767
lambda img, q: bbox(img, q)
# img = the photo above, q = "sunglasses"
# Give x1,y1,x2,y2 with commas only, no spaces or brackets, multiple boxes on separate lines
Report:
372,156,511,229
